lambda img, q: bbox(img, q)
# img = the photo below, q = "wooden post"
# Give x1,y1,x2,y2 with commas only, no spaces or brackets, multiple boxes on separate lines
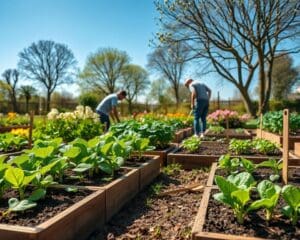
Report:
282,109,289,185
28,111,34,148
217,91,220,110
259,113,263,139
225,115,229,140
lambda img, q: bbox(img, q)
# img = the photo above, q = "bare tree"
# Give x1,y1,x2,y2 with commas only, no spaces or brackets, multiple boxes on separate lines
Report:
156,0,300,115
18,40,77,111
147,42,189,107
19,85,37,113
1,69,19,112
79,48,130,95
121,64,150,114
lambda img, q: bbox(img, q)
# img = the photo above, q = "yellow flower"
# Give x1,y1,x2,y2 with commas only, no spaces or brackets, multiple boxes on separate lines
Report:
11,128,29,138
7,112,17,121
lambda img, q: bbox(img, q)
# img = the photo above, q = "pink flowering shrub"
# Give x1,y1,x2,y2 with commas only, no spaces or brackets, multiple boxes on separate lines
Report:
207,110,251,128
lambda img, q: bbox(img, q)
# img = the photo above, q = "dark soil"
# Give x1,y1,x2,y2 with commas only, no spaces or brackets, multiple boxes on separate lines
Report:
178,141,282,158
215,167,300,186
89,167,209,240
203,189,300,240
205,129,250,138
124,156,154,167
62,168,132,187
0,188,92,227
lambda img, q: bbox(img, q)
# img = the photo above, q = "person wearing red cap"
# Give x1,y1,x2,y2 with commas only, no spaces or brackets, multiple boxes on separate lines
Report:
185,78,211,138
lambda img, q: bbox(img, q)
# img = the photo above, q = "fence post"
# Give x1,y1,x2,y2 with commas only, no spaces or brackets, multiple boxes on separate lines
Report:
28,111,34,148
282,109,289,184
259,113,263,139
217,91,220,110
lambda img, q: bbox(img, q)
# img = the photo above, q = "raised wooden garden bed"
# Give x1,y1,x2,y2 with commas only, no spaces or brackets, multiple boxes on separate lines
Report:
192,187,267,240
145,144,176,167
167,141,283,170
207,162,300,187
205,129,252,139
294,142,300,157
0,187,105,240
137,155,160,190
173,129,185,143
97,167,140,221
256,129,300,150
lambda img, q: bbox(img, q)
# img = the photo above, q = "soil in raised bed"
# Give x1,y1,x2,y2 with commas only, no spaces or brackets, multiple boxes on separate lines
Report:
0,188,92,226
215,167,300,187
62,167,132,187
203,189,300,240
205,129,250,138
124,156,154,167
178,141,282,158
88,167,209,240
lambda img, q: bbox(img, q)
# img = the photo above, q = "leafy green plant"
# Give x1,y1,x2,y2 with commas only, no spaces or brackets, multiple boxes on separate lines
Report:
239,157,256,174
256,159,282,182
162,163,182,176
208,125,225,134
249,180,281,221
281,185,300,225
0,133,28,152
262,111,300,135
181,135,201,152
218,154,240,174
253,139,280,155
229,139,253,155
1,198,36,217
214,172,256,224
4,166,36,199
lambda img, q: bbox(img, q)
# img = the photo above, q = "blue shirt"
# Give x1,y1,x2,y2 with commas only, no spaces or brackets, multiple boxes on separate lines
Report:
189,81,210,100
96,93,118,115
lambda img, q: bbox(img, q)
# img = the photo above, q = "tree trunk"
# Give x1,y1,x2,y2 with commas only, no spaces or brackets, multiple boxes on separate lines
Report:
25,98,29,113
127,100,133,115
174,85,180,108
257,48,266,115
239,87,257,117
46,91,51,112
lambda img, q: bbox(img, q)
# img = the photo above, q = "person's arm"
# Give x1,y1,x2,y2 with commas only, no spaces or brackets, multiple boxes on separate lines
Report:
111,106,120,123
191,88,196,109
205,85,212,100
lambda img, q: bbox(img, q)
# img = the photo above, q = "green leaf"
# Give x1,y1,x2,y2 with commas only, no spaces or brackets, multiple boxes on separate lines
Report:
28,189,46,201
32,146,55,158
231,189,250,206
227,172,256,189
257,180,281,199
282,205,293,218
4,167,24,187
215,175,238,197
65,186,78,193
87,137,100,148
282,185,300,209
249,198,274,211
73,163,92,173
98,161,113,175
63,146,81,158
8,198,36,212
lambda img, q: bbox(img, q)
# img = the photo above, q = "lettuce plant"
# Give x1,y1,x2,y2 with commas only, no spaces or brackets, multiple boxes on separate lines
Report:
282,185,300,225
229,139,253,155
208,125,225,134
214,172,255,224
256,159,282,182
4,166,36,199
249,180,281,221
181,135,201,153
1,198,36,217
252,139,280,155
218,154,240,174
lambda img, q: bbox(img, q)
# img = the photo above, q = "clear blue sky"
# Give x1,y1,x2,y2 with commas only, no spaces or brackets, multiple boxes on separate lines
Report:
1,0,280,100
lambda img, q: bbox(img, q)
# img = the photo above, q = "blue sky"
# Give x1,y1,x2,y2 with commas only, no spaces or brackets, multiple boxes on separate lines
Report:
2,0,297,101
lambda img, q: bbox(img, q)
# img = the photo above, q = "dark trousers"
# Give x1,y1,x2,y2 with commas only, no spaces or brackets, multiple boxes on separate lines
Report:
193,99,209,135
97,111,110,132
